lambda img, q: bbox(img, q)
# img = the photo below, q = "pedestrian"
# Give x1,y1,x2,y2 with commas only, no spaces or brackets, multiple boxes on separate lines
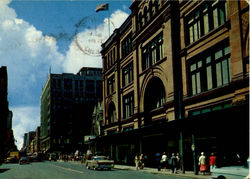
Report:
176,153,182,172
209,153,216,171
155,152,161,171
198,152,207,175
143,153,148,166
139,154,145,169
135,154,140,170
170,153,178,174
161,152,168,171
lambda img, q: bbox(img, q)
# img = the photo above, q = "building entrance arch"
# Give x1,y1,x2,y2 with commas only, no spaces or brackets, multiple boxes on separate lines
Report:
143,77,166,122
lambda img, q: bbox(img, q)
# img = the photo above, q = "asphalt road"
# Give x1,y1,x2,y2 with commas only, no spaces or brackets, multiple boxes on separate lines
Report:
0,161,188,179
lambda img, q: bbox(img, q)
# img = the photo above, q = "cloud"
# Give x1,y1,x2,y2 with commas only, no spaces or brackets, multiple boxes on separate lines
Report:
63,10,129,73
0,0,64,105
12,106,40,150
0,0,129,151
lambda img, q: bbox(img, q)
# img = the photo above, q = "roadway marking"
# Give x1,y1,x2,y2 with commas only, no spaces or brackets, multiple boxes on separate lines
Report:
49,163,84,174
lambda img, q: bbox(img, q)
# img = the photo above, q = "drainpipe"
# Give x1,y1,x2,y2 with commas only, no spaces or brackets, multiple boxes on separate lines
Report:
192,133,198,175
170,1,185,174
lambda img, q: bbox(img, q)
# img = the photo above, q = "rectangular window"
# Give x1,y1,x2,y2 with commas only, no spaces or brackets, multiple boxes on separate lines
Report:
122,33,132,58
142,32,164,71
123,92,134,119
123,62,133,87
107,75,115,95
188,42,231,96
186,0,227,44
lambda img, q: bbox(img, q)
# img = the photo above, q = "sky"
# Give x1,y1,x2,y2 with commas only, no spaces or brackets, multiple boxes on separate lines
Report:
0,0,130,150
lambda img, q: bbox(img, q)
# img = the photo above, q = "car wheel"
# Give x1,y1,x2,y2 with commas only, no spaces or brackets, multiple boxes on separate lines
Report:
93,167,97,170
217,175,226,179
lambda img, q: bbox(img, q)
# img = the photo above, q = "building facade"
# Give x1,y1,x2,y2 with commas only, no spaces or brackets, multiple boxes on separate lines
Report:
22,131,35,154
40,67,102,154
99,0,249,169
0,66,15,163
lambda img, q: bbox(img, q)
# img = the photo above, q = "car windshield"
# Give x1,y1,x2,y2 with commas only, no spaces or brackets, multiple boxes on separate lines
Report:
94,156,108,160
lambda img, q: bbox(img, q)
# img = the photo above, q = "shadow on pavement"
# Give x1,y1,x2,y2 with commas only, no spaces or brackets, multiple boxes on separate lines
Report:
0,168,10,173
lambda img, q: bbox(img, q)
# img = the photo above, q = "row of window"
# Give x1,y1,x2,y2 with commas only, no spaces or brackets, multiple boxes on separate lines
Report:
121,33,132,58
104,32,132,70
189,42,231,95
142,32,163,71
106,42,231,124
105,47,116,69
107,92,134,123
138,0,161,31
187,0,227,44
107,61,134,96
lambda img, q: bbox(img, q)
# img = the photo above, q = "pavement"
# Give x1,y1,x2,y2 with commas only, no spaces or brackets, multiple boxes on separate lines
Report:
62,160,212,179
114,164,212,179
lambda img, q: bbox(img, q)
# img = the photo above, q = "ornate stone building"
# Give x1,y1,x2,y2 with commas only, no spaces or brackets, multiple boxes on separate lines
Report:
99,0,249,170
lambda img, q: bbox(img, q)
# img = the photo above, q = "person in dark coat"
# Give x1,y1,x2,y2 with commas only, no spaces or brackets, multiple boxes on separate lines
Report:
170,153,178,174
155,152,161,171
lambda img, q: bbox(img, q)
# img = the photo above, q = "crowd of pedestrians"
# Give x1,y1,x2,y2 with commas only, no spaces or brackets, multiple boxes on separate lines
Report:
135,152,182,174
134,151,218,175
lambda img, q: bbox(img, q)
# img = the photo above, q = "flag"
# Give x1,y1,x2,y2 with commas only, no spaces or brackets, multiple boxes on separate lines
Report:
96,3,109,12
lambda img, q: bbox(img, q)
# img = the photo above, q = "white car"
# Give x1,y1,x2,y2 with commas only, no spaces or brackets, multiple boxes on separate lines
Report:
86,156,114,170
211,166,249,179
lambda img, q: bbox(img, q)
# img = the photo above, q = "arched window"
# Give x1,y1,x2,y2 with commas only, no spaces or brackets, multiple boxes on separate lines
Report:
144,7,148,24
155,0,159,12
108,102,116,123
157,0,161,9
138,12,143,31
151,1,156,17
144,77,166,111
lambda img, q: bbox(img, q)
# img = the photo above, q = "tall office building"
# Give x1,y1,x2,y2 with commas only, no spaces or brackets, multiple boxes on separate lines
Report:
40,67,102,154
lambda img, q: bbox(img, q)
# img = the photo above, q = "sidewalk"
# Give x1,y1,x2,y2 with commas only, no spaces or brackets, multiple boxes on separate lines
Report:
114,165,212,179
59,160,212,179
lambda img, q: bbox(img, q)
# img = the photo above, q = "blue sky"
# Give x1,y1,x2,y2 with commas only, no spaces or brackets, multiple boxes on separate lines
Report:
0,0,130,149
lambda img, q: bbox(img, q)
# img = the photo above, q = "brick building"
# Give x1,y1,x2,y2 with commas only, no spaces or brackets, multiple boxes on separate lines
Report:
98,0,249,170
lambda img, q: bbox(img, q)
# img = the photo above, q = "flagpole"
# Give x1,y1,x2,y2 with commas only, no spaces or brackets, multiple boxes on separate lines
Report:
108,2,110,37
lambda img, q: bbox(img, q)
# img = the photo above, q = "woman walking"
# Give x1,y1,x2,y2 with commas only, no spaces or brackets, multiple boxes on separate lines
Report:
135,154,140,170
198,152,207,175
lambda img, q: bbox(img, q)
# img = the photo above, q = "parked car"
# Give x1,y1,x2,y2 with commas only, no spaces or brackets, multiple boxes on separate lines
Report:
211,165,249,179
19,156,29,165
5,156,18,163
86,156,114,170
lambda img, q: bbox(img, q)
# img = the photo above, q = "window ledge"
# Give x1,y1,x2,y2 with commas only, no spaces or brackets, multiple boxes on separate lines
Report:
140,57,167,76
121,81,134,91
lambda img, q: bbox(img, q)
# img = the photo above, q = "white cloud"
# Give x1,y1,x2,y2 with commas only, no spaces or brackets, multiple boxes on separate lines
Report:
0,0,129,150
12,106,40,150
63,10,129,73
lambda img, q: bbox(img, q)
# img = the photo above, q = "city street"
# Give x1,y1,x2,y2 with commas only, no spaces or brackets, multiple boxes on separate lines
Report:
0,161,192,179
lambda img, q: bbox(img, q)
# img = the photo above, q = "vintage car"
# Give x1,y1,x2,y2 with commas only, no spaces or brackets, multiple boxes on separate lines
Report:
211,165,249,179
86,156,114,170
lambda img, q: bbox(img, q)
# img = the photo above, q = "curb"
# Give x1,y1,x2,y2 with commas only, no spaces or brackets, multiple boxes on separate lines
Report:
114,166,212,179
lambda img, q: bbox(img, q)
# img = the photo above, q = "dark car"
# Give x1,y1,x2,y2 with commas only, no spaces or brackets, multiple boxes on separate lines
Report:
19,156,29,165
